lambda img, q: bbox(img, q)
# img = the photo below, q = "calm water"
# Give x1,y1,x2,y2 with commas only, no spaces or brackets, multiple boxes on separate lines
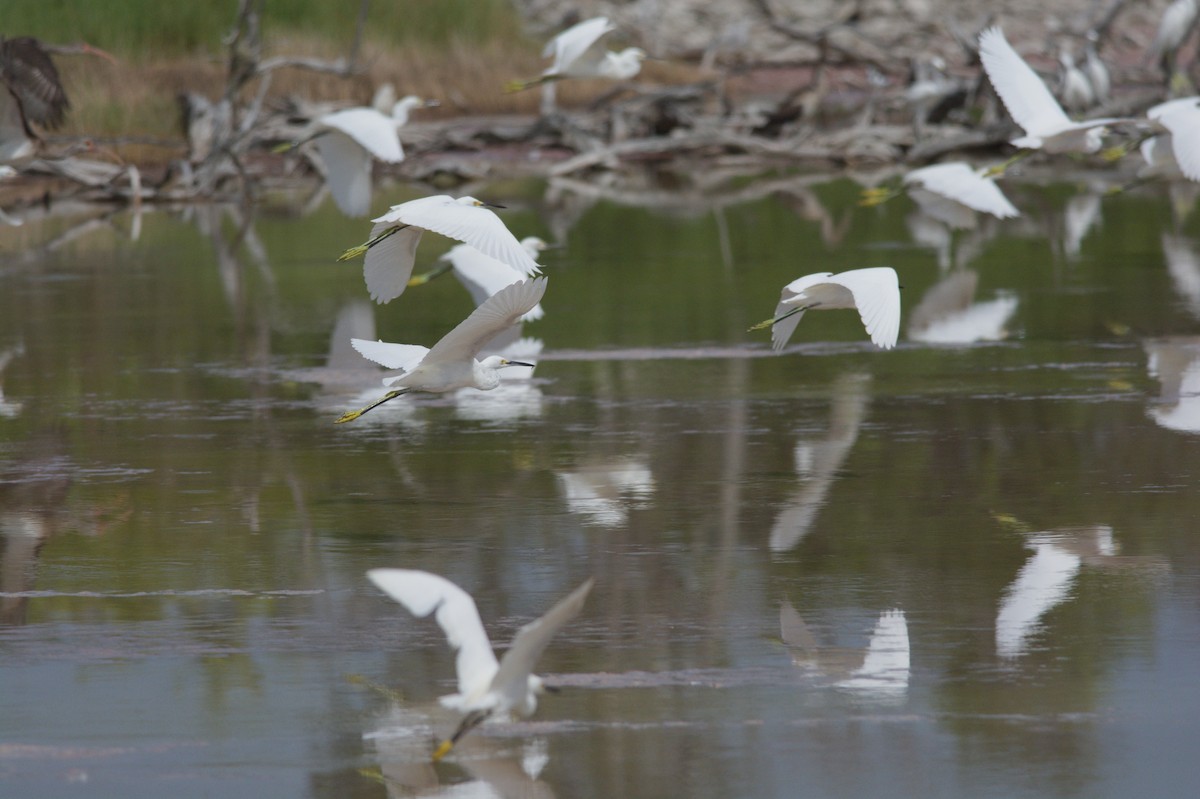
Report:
2,170,1199,798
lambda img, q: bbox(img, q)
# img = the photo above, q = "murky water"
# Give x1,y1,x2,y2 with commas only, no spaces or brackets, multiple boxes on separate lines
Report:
2,171,1199,798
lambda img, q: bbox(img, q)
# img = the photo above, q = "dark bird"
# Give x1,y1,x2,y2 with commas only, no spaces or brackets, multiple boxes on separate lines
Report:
0,36,71,162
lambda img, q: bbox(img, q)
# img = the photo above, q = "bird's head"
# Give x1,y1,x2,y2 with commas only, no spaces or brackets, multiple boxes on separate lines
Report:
519,236,557,256
458,196,505,210
481,355,535,370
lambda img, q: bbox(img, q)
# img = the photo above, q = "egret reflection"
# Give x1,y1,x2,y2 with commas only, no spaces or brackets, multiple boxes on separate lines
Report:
556,458,655,528
779,602,910,701
770,373,870,552
1161,233,1200,318
907,271,1018,345
1145,338,1200,433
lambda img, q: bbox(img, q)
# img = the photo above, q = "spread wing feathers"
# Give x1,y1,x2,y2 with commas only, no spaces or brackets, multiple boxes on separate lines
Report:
1155,103,1200,181
771,297,809,351
544,17,613,75
906,162,1020,218
978,27,1070,137
315,132,373,217
381,197,542,277
445,244,546,321
367,569,500,698
425,277,549,365
350,339,429,373
317,107,404,162
363,223,423,304
828,267,901,349
489,578,594,701
0,37,69,130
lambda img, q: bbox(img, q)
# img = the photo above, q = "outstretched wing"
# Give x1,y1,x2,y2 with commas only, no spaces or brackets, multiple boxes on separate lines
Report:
318,107,404,163
362,221,424,304
388,197,541,277
824,267,901,349
425,277,549,365
367,569,500,698
0,37,69,130
978,26,1070,138
544,17,614,76
906,162,1020,219
490,577,594,701
1155,102,1200,182
315,131,373,217
350,339,429,372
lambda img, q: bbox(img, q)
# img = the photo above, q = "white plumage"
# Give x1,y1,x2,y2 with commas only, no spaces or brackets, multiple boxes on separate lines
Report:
903,162,1020,220
766,267,901,351
442,236,550,322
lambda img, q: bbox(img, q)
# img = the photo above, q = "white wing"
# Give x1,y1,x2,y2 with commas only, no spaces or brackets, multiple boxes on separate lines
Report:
425,277,549,365
979,26,1071,138
318,107,404,162
905,162,1020,219
544,17,613,76
824,267,902,349
376,196,541,277
445,244,545,321
1154,103,1200,182
351,338,429,372
315,131,373,217
363,222,424,304
995,542,1081,658
772,272,835,351
367,569,500,698
489,578,594,703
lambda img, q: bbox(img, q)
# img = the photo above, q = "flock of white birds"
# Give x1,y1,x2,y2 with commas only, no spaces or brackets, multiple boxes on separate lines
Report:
324,18,1200,759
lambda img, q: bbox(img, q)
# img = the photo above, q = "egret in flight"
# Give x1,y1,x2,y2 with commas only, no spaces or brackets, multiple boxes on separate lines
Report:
979,26,1122,155
750,267,901,351
336,277,548,423
366,568,594,761
507,16,645,92
338,195,542,304
308,95,434,216
862,161,1020,222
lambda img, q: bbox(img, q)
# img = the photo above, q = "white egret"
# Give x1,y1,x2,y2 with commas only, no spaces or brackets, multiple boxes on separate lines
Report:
1083,32,1110,105
310,96,433,217
508,16,645,92
750,267,901,351
1058,49,1094,113
411,236,550,322
338,195,542,304
902,161,1020,221
978,26,1121,154
366,568,594,761
1144,97,1200,183
1146,0,1199,81
336,277,548,423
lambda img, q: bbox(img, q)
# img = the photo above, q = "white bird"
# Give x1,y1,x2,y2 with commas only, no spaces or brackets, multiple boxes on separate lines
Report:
1143,97,1200,183
508,16,646,92
432,236,551,322
366,568,594,760
903,161,1020,222
311,96,430,217
1147,0,1199,79
337,277,548,423
1058,49,1094,113
1083,32,1111,106
978,26,1121,153
751,267,901,351
338,195,542,305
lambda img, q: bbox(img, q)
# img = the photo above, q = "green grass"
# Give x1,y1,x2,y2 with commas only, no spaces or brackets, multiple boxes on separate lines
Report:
4,0,525,60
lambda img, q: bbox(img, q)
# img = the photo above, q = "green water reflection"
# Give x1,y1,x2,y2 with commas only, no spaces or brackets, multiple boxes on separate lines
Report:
1,171,1198,798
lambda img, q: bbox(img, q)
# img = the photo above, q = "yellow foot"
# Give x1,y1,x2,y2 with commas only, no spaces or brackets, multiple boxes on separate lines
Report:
747,317,776,332
337,244,368,262
431,739,454,762
335,409,365,424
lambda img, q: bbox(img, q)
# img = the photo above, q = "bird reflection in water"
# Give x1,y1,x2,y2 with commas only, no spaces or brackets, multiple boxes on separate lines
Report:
556,457,655,528
779,602,910,701
1144,338,1200,433
907,270,1018,345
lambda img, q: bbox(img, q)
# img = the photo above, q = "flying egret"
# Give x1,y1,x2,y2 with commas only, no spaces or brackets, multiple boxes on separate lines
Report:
366,568,594,761
750,267,901,351
507,16,646,92
978,26,1122,154
902,161,1020,221
308,96,433,217
338,195,542,304
1145,97,1200,182
336,277,548,423
410,236,551,323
